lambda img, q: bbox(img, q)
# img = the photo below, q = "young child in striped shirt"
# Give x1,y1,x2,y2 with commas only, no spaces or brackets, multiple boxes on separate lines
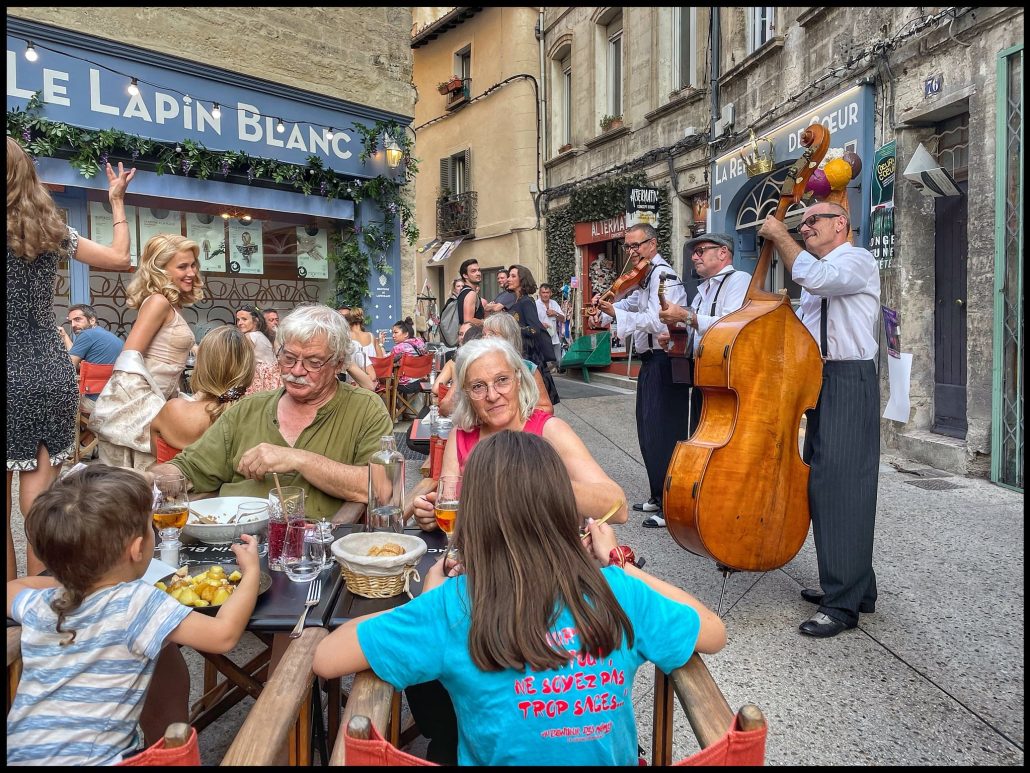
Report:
7,464,260,766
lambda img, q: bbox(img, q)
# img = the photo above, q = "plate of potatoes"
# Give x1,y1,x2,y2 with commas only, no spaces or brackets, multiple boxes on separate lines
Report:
155,563,271,611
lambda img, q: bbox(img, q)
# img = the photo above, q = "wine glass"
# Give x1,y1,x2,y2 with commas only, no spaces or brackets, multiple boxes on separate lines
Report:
152,470,189,546
435,475,461,563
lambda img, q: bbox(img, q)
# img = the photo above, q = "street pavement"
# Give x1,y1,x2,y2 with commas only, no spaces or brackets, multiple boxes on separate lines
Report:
8,375,1024,765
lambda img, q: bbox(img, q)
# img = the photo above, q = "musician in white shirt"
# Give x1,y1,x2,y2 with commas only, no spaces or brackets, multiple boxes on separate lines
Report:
658,233,751,434
758,201,881,639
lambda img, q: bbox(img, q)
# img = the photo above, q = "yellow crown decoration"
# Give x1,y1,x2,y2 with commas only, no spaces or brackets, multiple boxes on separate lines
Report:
739,129,775,177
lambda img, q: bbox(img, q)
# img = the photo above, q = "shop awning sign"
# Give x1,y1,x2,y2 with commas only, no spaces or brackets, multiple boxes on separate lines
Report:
429,237,464,263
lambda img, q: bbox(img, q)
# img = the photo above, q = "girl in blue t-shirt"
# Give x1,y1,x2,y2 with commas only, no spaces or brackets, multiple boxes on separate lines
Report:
313,431,726,766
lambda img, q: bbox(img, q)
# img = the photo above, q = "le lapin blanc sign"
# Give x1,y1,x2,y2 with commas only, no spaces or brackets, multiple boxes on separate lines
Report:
5,36,385,179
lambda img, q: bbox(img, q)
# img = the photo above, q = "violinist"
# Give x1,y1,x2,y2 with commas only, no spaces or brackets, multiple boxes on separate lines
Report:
758,202,881,638
658,233,751,435
588,223,690,529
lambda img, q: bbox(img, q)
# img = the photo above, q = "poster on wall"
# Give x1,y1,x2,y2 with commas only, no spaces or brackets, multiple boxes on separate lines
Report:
869,140,896,271
227,220,263,274
295,226,329,279
89,201,138,266
881,305,901,358
185,213,227,273
138,207,182,257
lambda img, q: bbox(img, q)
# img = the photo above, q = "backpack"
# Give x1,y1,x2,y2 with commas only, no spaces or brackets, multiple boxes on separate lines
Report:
438,297,460,346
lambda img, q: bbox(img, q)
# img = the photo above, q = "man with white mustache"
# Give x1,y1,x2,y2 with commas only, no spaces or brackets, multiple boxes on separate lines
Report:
149,304,394,522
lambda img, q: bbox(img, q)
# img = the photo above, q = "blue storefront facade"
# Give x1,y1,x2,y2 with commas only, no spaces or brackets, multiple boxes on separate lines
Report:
707,84,875,301
7,17,409,337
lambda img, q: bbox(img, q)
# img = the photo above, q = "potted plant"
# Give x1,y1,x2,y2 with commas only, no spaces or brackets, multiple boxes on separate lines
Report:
600,114,624,132
438,75,464,95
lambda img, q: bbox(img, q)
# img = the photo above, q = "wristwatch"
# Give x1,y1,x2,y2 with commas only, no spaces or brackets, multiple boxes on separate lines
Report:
608,545,636,568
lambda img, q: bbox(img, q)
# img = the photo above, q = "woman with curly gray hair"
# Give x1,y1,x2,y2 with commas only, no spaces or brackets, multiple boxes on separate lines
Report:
411,337,627,530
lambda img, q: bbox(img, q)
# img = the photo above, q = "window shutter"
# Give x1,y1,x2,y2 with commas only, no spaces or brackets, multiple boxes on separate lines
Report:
439,157,453,195
461,149,471,191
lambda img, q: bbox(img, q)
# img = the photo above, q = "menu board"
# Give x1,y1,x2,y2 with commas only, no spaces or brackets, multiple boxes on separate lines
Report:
295,226,329,279
227,220,264,274
89,201,139,266
185,213,227,273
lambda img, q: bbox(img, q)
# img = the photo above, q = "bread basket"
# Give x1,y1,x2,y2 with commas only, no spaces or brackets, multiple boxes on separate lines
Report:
331,532,427,599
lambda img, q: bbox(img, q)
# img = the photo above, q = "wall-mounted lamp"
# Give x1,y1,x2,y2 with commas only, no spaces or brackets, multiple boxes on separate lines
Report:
384,136,403,169
221,211,252,224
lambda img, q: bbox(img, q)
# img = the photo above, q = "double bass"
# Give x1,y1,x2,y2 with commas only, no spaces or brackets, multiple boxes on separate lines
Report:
663,125,829,572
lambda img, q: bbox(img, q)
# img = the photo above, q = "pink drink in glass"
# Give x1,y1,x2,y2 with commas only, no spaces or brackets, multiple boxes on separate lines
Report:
268,518,289,570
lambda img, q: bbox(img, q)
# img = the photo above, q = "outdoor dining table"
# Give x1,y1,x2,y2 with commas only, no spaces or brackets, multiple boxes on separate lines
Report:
323,525,448,753
178,526,350,765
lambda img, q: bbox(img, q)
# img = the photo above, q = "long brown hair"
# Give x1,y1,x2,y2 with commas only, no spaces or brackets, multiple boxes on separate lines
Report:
6,137,72,262
24,465,153,644
455,431,634,671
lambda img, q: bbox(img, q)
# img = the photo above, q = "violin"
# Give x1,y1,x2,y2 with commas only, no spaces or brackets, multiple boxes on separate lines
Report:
584,255,652,320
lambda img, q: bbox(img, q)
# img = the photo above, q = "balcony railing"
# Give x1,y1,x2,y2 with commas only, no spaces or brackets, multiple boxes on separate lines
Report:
436,191,477,239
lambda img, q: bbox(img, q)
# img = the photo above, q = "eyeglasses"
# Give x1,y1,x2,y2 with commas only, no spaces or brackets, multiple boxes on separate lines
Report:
276,347,333,372
623,237,656,251
465,374,517,400
799,213,842,230
691,245,723,258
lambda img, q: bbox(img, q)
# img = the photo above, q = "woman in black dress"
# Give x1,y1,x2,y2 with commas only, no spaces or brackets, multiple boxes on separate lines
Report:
505,264,560,406
6,137,136,578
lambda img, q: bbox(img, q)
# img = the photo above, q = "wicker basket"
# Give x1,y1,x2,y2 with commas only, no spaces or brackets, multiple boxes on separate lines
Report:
331,532,428,599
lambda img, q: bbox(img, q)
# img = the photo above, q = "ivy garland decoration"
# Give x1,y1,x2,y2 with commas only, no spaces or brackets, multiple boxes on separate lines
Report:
7,93,419,308
544,172,671,291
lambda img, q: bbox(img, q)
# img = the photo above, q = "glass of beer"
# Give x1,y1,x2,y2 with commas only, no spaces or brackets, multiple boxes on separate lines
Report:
152,470,189,544
435,475,461,562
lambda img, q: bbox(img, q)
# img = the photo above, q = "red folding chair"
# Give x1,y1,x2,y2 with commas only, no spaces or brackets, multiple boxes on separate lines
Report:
332,654,767,766
390,353,433,421
75,361,115,462
369,355,397,410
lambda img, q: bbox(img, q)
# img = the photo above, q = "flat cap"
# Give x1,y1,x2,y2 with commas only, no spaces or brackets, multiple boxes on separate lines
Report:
684,232,734,254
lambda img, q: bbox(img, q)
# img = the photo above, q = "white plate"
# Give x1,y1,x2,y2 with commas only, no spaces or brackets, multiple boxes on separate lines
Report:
183,496,270,544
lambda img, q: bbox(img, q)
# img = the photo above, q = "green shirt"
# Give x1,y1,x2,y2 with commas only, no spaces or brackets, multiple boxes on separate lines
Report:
170,383,393,520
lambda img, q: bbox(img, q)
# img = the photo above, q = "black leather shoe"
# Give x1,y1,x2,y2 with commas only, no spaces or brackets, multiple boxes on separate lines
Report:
799,612,855,638
800,588,875,613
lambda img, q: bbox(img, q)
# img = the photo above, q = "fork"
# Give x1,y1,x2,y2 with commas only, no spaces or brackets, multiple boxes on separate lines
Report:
290,580,321,639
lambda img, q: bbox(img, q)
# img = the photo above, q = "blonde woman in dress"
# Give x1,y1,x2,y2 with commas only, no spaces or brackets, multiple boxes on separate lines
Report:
91,234,202,470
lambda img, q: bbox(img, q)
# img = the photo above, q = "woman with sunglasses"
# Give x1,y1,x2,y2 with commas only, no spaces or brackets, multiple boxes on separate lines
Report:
411,337,627,530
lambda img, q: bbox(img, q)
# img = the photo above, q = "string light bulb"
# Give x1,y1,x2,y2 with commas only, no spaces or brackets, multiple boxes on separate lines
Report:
128,77,140,96
326,127,335,140
276,117,285,133
25,41,39,62
212,102,221,119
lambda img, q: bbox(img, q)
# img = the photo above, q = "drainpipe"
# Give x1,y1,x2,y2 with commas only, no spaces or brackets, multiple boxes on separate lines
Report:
534,8,546,230
710,7,720,139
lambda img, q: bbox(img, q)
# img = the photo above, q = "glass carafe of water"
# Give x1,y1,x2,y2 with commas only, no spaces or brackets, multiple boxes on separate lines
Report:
367,435,405,533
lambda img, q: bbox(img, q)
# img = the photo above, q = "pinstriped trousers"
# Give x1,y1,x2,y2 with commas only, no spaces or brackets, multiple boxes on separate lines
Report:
803,360,880,625
637,350,693,502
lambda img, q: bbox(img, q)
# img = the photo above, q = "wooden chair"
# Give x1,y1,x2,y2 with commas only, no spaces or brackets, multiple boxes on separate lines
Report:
8,626,201,765
74,361,114,462
330,653,766,766
369,355,397,411
390,353,433,421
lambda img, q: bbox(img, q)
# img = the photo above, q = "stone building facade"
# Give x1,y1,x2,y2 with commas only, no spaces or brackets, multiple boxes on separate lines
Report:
7,7,416,337
540,6,1023,486
409,7,545,317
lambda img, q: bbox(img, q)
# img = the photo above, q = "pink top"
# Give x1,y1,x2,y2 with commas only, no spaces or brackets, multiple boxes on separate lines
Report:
454,409,552,471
